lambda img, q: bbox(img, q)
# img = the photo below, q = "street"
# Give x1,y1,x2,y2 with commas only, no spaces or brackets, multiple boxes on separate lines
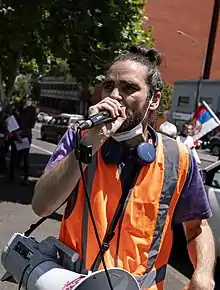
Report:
0,123,218,290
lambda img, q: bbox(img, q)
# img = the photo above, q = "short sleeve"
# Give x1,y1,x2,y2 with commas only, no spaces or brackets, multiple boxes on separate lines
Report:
45,126,76,170
173,154,212,224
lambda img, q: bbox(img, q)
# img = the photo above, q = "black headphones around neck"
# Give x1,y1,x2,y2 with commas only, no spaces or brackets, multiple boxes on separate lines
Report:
101,125,158,166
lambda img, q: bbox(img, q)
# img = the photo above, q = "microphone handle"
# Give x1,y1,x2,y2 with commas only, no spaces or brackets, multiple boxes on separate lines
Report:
79,111,111,130
90,111,111,126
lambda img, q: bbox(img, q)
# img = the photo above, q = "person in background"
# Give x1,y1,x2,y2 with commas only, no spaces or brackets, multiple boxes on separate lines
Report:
18,95,36,139
159,121,177,139
8,106,22,181
176,123,201,165
17,95,37,184
176,123,193,144
0,107,11,174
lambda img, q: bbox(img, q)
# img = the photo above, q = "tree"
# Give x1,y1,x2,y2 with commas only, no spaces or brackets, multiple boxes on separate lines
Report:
46,0,154,87
0,0,153,110
44,0,153,113
47,59,70,76
13,74,29,98
158,83,173,115
0,1,52,102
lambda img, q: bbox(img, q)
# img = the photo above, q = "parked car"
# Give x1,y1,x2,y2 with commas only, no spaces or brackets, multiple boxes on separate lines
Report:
208,132,220,156
41,114,84,143
194,139,202,149
201,160,220,257
37,112,53,123
200,134,210,150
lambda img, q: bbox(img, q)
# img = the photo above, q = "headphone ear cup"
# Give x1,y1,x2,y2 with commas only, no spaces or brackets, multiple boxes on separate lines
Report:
136,142,156,165
101,139,123,164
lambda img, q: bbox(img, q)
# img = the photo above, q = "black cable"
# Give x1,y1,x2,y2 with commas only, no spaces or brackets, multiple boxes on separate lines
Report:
24,217,47,237
24,197,69,237
78,161,114,290
76,127,114,290
18,264,30,290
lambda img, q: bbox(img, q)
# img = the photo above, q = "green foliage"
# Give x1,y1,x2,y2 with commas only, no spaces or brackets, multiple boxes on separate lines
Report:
45,0,154,86
0,1,51,99
13,74,29,98
158,83,173,115
20,59,39,75
0,0,154,103
48,59,70,76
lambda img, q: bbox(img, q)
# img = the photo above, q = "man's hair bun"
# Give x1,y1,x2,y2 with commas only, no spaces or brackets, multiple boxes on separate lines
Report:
129,45,162,66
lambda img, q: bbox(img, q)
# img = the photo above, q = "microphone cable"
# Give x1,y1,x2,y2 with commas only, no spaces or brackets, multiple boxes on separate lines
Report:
76,126,114,290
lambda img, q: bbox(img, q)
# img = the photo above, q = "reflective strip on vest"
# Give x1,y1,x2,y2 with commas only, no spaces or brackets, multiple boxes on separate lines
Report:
135,264,166,289
80,153,97,273
137,135,180,289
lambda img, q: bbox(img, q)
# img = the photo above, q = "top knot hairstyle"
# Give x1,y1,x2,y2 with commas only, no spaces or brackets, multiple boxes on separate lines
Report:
129,45,162,66
112,45,163,98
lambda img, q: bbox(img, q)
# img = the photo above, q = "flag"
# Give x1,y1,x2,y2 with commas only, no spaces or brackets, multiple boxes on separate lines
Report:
191,101,220,141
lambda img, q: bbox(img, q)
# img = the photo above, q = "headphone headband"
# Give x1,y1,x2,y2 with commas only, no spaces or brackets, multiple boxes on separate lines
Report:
101,125,158,165
147,125,158,147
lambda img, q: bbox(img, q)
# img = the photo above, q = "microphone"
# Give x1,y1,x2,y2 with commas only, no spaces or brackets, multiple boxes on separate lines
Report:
78,111,112,130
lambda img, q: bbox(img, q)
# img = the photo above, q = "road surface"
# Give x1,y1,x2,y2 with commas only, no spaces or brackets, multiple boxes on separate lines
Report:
0,123,218,289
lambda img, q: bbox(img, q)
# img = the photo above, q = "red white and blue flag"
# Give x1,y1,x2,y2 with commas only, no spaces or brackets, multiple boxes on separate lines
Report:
191,101,220,141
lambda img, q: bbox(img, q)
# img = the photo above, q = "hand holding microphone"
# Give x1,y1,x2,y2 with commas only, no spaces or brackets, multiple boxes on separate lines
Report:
78,111,111,130
80,97,127,138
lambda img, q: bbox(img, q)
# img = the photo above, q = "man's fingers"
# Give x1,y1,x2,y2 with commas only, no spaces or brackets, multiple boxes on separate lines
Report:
97,103,119,119
120,106,127,119
88,97,123,119
88,106,99,116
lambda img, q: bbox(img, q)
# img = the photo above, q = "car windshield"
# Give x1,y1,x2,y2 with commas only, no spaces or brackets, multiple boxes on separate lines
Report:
69,118,78,125
49,115,83,126
49,117,57,124
60,117,70,125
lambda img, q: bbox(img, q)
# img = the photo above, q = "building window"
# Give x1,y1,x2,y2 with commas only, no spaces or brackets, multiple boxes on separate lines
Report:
200,97,213,106
177,96,189,107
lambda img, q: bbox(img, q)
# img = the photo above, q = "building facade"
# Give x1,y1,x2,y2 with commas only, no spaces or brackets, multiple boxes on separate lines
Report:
38,75,84,114
145,0,220,84
170,79,220,129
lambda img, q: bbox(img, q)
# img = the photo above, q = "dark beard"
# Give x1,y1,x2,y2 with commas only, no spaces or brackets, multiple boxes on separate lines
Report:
116,103,149,133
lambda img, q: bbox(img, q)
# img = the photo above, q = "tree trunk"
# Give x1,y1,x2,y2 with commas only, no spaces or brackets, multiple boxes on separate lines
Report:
5,73,17,100
2,40,24,103
0,67,6,106
5,52,22,100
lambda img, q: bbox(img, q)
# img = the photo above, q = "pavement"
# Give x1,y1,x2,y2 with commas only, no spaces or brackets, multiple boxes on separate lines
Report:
0,123,218,290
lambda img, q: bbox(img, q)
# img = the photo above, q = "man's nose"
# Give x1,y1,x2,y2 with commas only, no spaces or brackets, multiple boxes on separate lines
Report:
110,88,121,100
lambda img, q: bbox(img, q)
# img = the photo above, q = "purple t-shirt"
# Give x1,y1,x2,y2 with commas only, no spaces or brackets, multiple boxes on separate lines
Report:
46,128,212,224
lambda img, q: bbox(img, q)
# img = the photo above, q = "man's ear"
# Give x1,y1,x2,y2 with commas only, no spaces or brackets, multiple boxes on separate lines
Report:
149,91,161,111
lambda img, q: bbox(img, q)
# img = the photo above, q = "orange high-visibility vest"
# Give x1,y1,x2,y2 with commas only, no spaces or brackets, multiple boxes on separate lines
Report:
59,134,189,290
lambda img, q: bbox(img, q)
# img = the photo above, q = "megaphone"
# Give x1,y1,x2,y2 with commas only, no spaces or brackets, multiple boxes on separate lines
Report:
1,233,140,290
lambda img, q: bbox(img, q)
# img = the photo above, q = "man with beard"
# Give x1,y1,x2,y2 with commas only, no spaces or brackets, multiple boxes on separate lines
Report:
32,46,215,290
177,123,201,166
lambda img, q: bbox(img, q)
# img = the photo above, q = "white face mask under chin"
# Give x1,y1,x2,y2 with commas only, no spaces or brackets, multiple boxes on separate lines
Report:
112,123,143,142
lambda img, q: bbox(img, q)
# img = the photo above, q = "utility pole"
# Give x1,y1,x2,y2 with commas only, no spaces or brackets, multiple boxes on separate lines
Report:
176,30,206,109
203,0,220,79
0,0,5,107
